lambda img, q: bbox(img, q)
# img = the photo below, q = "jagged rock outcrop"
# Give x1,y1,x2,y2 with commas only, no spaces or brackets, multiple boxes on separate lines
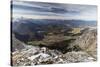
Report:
70,29,97,58
12,46,96,66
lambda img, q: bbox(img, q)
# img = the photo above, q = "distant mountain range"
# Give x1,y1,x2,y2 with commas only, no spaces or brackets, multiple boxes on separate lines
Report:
12,18,97,42
12,18,97,27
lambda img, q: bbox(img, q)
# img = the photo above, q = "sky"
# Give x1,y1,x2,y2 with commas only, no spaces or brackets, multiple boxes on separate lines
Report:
11,1,97,21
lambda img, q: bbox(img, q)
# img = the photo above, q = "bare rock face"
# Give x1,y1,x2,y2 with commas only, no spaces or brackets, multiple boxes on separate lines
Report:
70,29,97,58
12,34,26,52
74,29,96,51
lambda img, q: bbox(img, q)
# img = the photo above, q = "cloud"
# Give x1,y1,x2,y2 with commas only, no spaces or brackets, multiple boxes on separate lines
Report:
12,1,80,14
12,1,97,20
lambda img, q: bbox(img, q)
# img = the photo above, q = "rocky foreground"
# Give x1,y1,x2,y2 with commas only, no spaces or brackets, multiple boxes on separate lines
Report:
12,45,96,66
11,28,97,66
